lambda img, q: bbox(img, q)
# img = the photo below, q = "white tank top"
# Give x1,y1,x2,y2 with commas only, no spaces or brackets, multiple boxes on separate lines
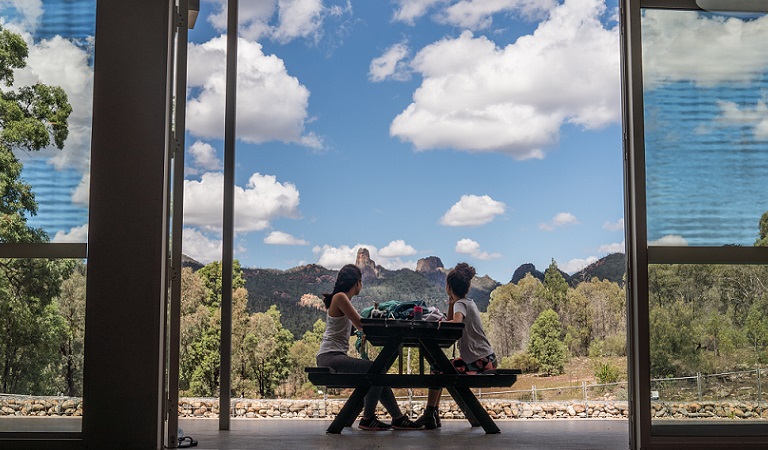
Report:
317,313,352,355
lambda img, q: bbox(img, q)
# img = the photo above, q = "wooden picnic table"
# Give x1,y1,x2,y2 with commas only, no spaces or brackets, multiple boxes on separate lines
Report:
307,318,520,434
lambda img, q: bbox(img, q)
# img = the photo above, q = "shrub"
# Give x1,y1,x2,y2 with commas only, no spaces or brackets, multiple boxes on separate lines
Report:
594,362,621,384
503,352,540,373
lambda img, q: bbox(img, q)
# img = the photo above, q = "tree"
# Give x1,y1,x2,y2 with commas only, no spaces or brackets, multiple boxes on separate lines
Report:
287,319,325,396
196,260,244,308
487,274,546,358
542,259,568,314
0,25,73,395
755,210,768,247
248,305,293,398
56,261,86,396
527,309,567,376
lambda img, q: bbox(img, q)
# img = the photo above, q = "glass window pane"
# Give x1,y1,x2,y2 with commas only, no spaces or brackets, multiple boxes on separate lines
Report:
0,0,95,434
2,0,95,245
641,9,768,247
0,258,85,432
649,264,768,427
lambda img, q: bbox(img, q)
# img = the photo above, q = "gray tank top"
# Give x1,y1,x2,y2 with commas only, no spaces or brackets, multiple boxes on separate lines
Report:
317,313,352,356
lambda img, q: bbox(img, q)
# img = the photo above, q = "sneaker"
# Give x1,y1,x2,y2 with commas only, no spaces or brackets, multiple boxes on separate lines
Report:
392,416,424,430
358,417,391,431
413,410,438,430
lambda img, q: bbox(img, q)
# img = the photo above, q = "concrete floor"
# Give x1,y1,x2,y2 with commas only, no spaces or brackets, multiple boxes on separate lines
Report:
177,418,630,450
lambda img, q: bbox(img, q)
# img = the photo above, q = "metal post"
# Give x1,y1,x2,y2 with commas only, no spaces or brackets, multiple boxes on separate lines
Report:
532,385,536,402
697,372,702,402
758,365,762,414
219,0,238,431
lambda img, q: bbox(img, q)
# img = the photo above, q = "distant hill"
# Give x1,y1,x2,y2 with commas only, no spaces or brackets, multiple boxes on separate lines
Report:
239,250,498,337
508,253,626,287
569,253,626,286
186,250,622,337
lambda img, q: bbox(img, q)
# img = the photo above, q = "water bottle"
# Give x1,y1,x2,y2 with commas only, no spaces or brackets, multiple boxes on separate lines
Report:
372,302,382,318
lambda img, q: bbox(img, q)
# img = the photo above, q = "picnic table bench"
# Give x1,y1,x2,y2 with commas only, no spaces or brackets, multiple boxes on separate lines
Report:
307,318,520,434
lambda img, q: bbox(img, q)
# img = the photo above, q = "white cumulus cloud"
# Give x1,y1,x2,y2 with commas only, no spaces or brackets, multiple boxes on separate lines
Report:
186,141,223,175
312,243,418,270
379,240,418,257
184,172,301,233
182,228,222,263
561,256,598,274
455,238,501,260
264,231,309,245
369,41,411,82
436,0,556,30
390,0,620,158
206,0,332,43
538,212,579,231
602,218,624,231
392,0,446,24
187,35,321,148
641,10,768,89
0,0,43,33
598,240,625,254
649,235,688,246
716,100,768,140
15,35,94,173
51,224,88,243
440,194,506,227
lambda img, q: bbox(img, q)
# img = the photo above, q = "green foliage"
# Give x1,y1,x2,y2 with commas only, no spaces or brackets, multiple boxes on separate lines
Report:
755,210,768,247
594,362,621,384
588,335,626,358
55,262,86,396
543,259,568,313
503,352,539,373
486,274,546,358
249,306,293,398
528,309,567,376
197,260,244,308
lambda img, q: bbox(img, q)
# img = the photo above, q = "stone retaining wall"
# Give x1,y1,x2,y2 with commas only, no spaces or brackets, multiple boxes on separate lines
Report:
3,396,765,420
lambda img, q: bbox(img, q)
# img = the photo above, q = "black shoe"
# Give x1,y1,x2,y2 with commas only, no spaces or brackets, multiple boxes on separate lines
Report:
414,410,438,430
392,415,424,430
434,410,441,428
358,417,392,431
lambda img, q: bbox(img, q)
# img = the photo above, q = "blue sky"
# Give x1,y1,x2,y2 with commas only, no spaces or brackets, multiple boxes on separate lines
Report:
5,0,630,282
178,0,626,282
7,2,768,283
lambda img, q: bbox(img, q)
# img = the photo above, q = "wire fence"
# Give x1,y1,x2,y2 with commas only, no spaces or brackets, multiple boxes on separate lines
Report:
390,367,765,405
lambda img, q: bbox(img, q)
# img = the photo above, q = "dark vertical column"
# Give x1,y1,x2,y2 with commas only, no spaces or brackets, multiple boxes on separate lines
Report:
83,0,173,448
219,0,238,431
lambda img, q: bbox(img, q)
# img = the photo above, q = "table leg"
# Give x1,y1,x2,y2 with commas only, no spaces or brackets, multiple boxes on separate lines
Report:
447,386,500,434
327,386,370,434
419,340,500,434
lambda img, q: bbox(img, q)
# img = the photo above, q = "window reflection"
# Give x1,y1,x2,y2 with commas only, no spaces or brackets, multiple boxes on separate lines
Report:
642,9,768,247
649,264,768,422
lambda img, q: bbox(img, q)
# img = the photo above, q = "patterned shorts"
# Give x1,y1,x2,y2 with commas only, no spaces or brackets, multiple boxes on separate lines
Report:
451,353,498,375
431,353,498,376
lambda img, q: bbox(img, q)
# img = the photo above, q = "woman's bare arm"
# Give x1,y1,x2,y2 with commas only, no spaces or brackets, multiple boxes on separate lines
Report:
330,292,363,330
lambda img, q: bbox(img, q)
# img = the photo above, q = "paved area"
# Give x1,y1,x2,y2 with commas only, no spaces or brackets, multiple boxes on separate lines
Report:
177,418,630,450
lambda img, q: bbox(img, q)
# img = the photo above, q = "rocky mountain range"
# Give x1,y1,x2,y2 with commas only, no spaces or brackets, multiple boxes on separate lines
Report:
184,250,626,337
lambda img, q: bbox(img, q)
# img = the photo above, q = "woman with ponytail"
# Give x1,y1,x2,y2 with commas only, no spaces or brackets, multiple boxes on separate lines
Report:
316,264,422,431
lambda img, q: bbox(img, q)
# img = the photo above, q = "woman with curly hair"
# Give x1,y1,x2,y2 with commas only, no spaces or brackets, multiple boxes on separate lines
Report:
414,262,498,429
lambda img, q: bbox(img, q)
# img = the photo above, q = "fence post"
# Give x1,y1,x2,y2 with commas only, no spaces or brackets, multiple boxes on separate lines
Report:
697,372,702,402
583,381,588,418
758,365,762,414
532,385,536,402
478,388,482,400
